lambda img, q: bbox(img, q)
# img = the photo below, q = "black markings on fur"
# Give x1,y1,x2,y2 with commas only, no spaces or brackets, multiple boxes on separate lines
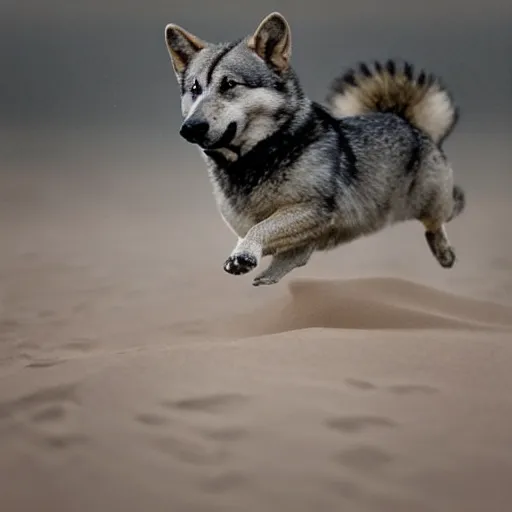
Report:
273,80,287,92
404,62,414,80
203,150,230,168
272,106,290,123
239,67,287,92
314,105,358,207
452,185,465,212
385,60,396,75
206,102,354,198
335,124,359,186
264,43,275,69
406,175,417,199
206,41,240,85
328,59,459,146
330,59,454,101
209,116,314,195
224,252,257,275
180,74,186,95
447,185,466,221
424,231,438,255
323,195,337,213
340,70,356,88
406,128,421,173
359,62,372,77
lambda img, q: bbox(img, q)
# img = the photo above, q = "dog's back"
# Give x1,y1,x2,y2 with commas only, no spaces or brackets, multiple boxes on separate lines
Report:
322,60,465,268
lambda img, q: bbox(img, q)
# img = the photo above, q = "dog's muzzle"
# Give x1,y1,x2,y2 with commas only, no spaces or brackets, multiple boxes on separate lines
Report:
179,120,237,150
206,122,237,150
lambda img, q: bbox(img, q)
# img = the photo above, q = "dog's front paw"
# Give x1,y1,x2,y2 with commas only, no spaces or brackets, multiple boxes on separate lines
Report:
223,252,258,275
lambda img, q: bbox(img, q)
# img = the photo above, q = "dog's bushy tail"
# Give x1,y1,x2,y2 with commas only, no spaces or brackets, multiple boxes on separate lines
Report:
326,60,459,145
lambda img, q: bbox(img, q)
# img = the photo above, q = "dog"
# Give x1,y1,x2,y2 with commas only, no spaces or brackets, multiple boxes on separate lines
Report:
164,12,466,286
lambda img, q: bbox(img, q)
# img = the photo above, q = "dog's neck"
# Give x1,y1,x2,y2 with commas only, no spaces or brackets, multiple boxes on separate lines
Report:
202,100,335,201
205,95,314,164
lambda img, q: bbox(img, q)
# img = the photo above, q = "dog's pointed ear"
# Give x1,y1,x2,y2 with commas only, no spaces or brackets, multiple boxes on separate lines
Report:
165,23,206,77
248,12,292,72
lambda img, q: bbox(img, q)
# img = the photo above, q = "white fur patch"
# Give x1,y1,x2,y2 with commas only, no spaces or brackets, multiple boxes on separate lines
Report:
331,94,367,118
411,87,455,144
184,95,203,119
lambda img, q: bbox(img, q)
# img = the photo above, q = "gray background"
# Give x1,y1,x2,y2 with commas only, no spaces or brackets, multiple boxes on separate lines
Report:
1,0,511,166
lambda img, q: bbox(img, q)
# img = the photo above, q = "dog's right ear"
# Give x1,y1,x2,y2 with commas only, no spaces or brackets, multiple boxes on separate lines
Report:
165,24,206,78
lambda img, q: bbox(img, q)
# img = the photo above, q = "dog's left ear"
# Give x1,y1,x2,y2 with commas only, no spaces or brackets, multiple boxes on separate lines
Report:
248,12,292,72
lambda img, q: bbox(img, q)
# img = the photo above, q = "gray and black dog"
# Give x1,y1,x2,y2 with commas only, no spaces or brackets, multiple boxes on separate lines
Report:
164,12,465,286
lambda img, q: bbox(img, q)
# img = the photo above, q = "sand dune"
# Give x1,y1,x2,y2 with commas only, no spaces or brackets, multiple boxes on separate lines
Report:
185,277,512,338
2,267,511,512
2,149,512,511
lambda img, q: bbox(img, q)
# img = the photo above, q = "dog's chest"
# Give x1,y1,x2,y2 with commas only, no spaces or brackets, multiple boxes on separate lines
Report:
217,198,255,237
208,178,252,235
205,145,300,237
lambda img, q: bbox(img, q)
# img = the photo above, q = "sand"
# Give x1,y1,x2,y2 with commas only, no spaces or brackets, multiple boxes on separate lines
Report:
1,137,512,512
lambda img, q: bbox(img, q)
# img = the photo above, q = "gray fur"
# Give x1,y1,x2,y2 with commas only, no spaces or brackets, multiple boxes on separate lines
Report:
164,12,466,286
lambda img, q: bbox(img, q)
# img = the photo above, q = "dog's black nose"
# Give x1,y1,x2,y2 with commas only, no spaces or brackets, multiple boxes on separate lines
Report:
180,119,209,144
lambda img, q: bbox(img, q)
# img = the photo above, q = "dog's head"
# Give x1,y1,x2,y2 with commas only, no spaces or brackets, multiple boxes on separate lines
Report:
164,12,299,152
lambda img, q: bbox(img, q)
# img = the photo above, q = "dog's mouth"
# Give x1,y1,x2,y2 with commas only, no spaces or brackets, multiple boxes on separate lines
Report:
201,122,237,150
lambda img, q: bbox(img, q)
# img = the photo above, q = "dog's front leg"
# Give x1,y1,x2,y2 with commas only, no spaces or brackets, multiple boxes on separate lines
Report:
251,245,315,286
223,203,328,278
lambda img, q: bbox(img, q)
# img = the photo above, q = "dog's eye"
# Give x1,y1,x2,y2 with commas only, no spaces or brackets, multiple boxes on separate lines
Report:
220,77,238,93
190,80,202,97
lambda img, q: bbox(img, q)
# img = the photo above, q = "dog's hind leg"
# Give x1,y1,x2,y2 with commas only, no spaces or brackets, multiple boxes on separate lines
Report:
413,160,462,269
252,245,315,286
446,184,466,223
419,183,464,269
423,223,456,268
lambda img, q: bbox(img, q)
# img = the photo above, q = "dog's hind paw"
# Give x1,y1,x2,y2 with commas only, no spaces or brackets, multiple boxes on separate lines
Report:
438,247,456,268
252,275,280,286
424,231,456,269
223,252,257,275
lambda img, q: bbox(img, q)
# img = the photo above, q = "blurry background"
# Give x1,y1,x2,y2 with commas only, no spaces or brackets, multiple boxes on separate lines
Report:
1,4,512,511
2,0,510,169
1,0,511,306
